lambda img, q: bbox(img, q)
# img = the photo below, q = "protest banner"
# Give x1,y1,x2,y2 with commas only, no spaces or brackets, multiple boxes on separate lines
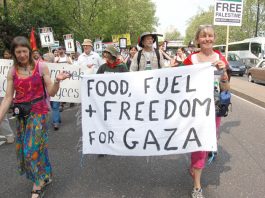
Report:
94,40,103,54
112,33,131,46
0,59,82,103
63,34,75,53
49,41,60,52
46,63,82,103
214,0,243,26
76,41,83,54
0,59,13,97
214,0,244,58
39,27,55,47
81,63,217,156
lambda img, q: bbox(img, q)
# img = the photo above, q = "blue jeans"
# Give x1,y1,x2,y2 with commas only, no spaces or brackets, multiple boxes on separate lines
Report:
50,102,61,124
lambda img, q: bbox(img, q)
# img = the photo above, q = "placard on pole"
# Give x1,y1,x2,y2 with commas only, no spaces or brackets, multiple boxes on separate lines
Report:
214,0,244,59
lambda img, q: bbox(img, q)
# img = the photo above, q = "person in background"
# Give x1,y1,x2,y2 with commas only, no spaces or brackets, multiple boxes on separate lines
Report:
0,36,70,198
55,46,72,111
71,52,80,65
77,39,103,74
183,25,230,198
0,49,15,144
123,46,138,70
43,52,61,130
186,41,196,56
54,46,72,64
52,49,59,58
97,45,128,74
130,32,165,71
173,47,186,66
158,41,174,67
96,45,128,157
3,49,12,59
32,50,43,62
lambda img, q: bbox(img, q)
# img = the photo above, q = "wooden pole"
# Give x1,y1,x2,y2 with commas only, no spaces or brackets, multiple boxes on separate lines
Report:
225,25,230,60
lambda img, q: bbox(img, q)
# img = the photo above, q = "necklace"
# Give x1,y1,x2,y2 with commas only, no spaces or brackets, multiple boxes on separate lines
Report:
18,65,32,76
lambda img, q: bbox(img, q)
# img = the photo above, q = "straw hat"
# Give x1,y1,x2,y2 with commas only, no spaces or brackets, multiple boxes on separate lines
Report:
82,39,93,46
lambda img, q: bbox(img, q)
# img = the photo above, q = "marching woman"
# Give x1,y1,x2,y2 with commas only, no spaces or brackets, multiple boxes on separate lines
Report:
0,36,70,198
183,25,230,198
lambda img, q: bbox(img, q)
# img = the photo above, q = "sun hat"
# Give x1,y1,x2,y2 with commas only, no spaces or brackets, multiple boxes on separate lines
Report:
103,45,119,58
139,32,157,48
82,39,93,46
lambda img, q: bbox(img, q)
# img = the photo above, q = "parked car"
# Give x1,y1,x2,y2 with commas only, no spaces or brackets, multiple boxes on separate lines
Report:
247,60,265,84
240,57,260,73
227,53,246,76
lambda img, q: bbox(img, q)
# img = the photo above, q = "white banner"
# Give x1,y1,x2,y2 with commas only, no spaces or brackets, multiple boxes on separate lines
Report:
81,64,217,156
0,59,13,97
39,27,55,47
47,63,82,103
0,60,83,103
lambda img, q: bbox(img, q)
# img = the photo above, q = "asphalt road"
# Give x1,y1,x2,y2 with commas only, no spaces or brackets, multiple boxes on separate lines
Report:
1,96,265,198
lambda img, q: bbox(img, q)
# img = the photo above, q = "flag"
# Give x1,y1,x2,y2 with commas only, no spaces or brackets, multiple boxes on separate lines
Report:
30,28,38,51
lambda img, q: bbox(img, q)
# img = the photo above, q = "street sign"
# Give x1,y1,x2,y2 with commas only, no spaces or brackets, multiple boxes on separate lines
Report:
214,0,244,26
39,27,55,47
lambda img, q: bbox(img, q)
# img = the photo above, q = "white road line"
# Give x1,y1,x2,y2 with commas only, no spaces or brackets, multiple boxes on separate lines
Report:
232,94,265,111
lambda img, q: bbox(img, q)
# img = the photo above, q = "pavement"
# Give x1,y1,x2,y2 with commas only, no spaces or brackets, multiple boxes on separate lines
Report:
0,75,265,198
229,76,265,108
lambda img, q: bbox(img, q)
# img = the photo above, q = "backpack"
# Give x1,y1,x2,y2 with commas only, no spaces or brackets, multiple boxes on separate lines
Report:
215,90,232,117
137,49,161,71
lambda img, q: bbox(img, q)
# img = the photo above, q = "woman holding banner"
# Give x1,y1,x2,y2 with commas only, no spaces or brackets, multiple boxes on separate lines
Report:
0,36,70,198
183,25,230,198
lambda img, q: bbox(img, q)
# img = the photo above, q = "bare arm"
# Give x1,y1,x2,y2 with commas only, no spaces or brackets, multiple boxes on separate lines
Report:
0,69,15,123
42,64,70,97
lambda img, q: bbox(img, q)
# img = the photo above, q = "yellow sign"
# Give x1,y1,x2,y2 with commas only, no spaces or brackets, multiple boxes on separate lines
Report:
112,33,131,46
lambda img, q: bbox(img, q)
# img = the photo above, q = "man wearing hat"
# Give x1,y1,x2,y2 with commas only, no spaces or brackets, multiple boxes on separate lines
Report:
130,32,165,71
97,45,128,74
77,39,103,74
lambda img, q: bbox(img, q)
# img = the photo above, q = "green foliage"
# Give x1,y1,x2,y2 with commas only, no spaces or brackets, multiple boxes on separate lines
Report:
0,0,157,50
164,28,181,41
184,0,265,45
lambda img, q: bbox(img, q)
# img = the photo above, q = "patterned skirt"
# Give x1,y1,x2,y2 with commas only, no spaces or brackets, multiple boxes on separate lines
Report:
16,113,52,185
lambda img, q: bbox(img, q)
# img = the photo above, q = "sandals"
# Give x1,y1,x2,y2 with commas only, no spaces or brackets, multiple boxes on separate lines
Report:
31,178,52,198
43,178,52,188
31,189,45,198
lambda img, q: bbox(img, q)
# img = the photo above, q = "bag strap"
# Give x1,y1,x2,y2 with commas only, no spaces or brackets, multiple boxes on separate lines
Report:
137,49,142,71
155,49,161,69
137,49,161,70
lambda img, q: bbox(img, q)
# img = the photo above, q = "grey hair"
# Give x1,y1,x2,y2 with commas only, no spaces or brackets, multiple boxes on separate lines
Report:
43,53,55,63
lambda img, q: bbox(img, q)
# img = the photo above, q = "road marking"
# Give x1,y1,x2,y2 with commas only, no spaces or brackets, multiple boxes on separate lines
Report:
232,94,265,111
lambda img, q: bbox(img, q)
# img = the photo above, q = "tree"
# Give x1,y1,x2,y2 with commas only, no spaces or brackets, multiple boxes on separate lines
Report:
184,0,265,45
164,28,181,41
0,0,157,51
